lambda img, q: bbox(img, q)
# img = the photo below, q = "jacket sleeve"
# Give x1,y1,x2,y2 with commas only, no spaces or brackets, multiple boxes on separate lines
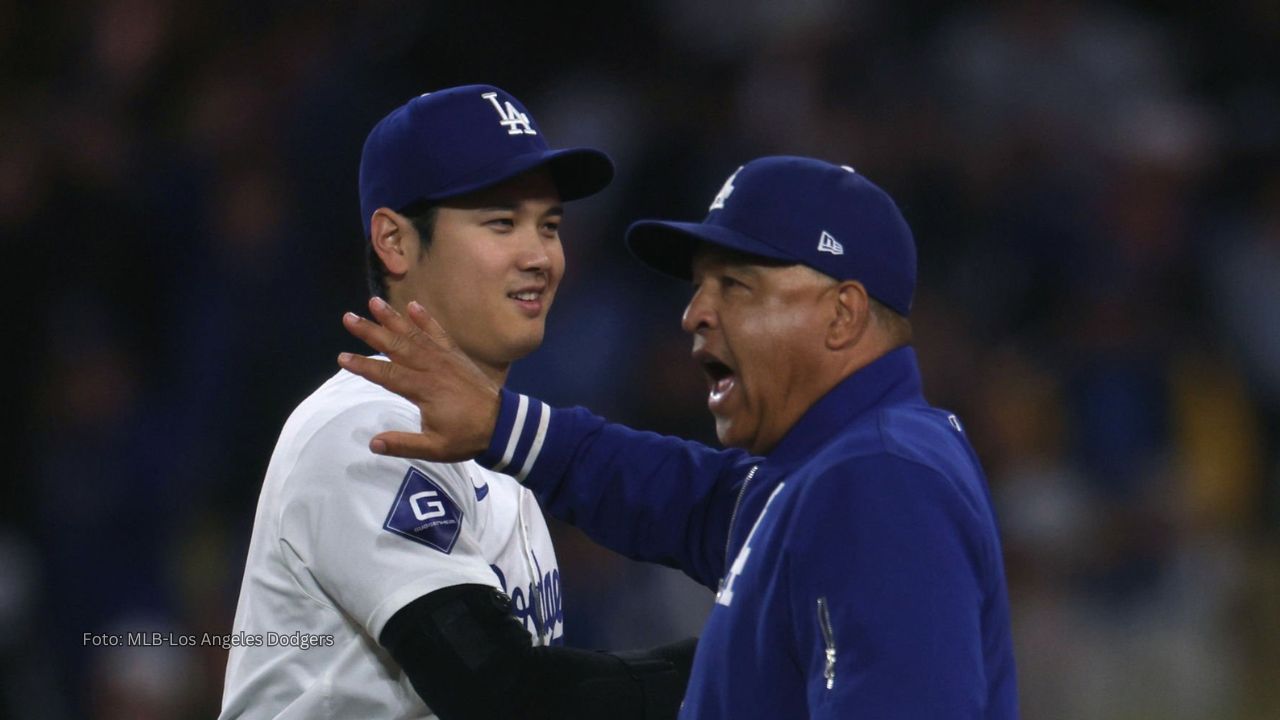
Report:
475,389,759,590
786,454,994,718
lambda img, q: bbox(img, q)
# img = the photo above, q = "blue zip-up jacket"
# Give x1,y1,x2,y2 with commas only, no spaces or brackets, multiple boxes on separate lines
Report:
477,347,1018,718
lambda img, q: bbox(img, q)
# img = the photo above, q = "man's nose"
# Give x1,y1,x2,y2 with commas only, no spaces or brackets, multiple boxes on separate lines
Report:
516,227,550,272
681,286,716,334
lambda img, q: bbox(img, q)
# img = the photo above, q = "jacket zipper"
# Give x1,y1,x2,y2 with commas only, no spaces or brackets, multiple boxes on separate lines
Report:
721,465,760,581
817,596,836,690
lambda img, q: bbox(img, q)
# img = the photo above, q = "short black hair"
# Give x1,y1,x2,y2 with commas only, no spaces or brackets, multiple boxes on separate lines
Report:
365,200,439,299
869,296,913,346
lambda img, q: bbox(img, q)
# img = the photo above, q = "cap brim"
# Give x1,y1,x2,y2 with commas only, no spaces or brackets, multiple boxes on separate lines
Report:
625,220,798,281
544,148,615,201
425,147,614,204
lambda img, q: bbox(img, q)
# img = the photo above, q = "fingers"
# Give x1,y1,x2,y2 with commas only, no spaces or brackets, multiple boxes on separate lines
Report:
337,352,420,398
368,296,432,357
370,431,470,462
367,296,418,338
342,311,401,357
407,301,455,349
347,298,450,359
343,303,439,367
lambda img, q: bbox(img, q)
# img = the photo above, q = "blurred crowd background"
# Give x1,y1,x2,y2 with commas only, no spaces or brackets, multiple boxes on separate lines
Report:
2,0,1278,717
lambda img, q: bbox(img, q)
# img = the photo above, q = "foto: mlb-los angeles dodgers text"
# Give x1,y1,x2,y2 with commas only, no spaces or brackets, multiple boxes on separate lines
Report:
83,631,335,650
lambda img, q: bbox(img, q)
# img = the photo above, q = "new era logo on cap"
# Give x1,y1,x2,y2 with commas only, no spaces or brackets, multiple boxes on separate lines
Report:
817,231,843,255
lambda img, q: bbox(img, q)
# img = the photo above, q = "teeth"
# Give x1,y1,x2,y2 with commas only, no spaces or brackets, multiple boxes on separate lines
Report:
710,376,734,403
511,291,540,301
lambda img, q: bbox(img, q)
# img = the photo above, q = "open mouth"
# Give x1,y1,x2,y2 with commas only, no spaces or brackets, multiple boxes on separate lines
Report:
699,356,737,409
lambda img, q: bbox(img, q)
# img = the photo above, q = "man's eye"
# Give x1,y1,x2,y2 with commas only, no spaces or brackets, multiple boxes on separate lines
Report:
721,275,743,289
543,221,560,233
487,218,515,229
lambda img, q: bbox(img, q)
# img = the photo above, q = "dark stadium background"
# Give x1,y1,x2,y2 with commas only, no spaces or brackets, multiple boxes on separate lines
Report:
1,1,1277,717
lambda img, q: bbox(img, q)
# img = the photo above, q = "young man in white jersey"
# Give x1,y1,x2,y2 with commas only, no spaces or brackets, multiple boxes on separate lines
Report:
219,85,694,720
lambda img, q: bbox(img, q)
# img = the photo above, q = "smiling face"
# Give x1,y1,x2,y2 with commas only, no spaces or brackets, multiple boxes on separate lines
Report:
392,168,565,379
683,245,841,454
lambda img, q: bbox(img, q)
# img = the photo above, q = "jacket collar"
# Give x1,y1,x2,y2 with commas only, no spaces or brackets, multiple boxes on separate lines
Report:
765,346,925,471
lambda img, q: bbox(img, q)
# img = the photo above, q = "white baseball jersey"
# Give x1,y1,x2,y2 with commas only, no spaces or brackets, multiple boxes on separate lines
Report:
219,364,562,720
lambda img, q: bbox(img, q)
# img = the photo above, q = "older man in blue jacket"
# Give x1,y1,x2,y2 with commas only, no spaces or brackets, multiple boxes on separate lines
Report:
340,156,1019,718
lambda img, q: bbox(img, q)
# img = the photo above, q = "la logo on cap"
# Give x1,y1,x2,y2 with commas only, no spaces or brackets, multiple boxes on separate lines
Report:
482,92,536,136
709,166,743,211
818,230,844,255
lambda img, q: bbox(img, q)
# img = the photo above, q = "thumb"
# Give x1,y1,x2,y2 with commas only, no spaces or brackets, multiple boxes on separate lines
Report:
370,431,445,460
371,427,476,461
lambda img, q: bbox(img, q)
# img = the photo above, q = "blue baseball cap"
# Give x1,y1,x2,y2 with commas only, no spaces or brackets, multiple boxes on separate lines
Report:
625,156,917,316
359,85,614,235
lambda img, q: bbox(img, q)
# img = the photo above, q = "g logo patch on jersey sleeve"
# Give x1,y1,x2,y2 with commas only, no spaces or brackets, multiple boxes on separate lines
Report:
384,467,463,553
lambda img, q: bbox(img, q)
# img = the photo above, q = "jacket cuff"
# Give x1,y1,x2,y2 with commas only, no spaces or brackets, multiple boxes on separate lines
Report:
476,389,552,481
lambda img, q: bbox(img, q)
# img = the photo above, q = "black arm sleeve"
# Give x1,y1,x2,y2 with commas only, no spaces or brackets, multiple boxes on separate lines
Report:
378,584,698,720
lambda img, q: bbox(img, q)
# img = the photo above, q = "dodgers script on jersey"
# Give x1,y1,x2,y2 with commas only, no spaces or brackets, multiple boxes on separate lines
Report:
220,361,562,720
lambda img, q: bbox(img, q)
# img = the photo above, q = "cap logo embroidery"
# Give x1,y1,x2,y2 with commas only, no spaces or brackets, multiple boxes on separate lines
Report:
817,231,844,255
709,166,743,211
481,92,536,136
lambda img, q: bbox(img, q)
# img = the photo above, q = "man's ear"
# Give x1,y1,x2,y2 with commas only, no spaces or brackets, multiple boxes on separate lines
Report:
370,208,416,277
827,280,871,350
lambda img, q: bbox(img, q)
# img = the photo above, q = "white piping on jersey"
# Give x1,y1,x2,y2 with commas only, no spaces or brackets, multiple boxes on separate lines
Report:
516,491,551,646
516,402,551,481
494,395,530,472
